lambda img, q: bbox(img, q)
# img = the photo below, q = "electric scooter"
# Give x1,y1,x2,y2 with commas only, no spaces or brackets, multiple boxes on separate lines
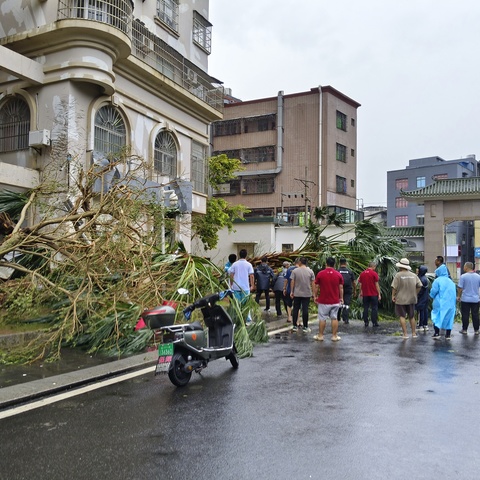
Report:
138,289,239,387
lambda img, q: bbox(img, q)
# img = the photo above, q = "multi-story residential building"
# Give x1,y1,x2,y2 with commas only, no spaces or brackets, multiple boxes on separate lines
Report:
387,155,479,227
211,87,361,234
0,0,223,252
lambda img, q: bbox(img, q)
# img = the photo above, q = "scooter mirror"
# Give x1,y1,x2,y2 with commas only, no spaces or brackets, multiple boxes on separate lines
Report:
177,288,189,295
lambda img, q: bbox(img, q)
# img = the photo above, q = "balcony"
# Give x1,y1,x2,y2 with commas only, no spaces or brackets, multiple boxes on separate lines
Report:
57,0,223,112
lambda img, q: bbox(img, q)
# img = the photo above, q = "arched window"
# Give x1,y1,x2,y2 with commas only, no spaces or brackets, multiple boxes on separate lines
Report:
154,131,177,178
94,105,126,159
0,97,30,153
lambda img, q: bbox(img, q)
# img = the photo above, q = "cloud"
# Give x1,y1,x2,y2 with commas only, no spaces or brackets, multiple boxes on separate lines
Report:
209,0,480,205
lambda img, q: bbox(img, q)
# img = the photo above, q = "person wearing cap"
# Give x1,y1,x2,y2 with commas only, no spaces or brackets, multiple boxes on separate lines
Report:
391,258,422,339
272,261,291,317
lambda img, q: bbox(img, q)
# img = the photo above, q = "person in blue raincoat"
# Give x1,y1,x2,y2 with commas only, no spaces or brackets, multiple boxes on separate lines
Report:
430,263,456,340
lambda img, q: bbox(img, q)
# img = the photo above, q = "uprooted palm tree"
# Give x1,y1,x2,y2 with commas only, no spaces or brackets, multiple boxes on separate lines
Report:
299,212,405,313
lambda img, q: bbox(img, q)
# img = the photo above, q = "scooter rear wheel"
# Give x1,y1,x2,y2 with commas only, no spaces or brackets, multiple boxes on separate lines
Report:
227,346,239,369
168,352,192,387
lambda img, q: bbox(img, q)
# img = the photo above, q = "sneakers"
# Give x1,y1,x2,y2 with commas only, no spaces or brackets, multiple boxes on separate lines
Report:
475,331,479,336
459,330,468,335
423,326,429,332
303,327,311,333
313,334,324,341
292,325,298,332
445,336,451,340
432,333,441,340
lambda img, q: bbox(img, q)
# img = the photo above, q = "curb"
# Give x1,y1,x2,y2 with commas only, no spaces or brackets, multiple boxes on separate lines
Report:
0,351,158,411
0,317,296,411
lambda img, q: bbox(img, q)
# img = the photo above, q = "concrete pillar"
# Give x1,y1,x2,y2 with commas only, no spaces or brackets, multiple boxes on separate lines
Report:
424,200,445,272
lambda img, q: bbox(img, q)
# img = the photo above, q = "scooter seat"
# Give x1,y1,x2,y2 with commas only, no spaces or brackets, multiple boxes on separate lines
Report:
185,321,203,331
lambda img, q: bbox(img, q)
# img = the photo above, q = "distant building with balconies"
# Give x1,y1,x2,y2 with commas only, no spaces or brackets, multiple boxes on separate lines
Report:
203,87,361,260
0,0,222,251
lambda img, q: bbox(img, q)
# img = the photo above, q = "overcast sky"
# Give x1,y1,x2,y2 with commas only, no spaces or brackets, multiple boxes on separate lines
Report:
208,0,480,207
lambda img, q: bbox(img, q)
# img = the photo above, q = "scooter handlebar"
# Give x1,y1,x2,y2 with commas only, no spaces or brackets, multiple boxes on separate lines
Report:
182,290,233,318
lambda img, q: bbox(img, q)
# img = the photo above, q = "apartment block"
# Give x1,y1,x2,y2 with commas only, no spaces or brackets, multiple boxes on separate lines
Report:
0,0,223,251
211,87,361,227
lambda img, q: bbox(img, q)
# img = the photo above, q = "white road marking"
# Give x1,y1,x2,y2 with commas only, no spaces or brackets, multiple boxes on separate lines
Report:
0,365,155,420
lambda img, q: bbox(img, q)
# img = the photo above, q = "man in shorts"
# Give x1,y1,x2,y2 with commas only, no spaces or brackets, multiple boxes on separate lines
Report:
313,257,344,342
391,258,422,339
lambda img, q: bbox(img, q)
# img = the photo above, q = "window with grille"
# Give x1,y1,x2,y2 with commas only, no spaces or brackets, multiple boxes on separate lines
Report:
157,0,178,31
94,105,126,158
336,175,347,194
154,131,177,178
193,11,212,54
395,178,408,190
213,119,241,136
242,177,275,194
191,141,208,194
242,146,275,163
336,110,347,131
395,215,408,227
243,114,276,133
416,214,425,225
0,97,30,153
395,197,408,208
213,149,241,160
336,143,347,162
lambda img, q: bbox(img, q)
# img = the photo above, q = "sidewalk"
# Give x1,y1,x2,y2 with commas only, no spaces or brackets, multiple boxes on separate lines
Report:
0,313,294,410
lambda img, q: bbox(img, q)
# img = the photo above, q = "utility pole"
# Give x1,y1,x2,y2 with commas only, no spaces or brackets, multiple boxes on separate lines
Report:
294,167,316,221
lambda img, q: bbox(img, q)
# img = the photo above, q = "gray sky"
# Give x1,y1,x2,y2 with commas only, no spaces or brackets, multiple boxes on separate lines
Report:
208,0,480,207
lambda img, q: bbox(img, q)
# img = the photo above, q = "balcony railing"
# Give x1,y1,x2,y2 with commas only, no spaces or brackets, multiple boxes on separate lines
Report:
58,0,132,34
57,1,223,112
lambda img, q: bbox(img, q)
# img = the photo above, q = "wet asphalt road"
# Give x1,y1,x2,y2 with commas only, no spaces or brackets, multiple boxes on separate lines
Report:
1,324,480,480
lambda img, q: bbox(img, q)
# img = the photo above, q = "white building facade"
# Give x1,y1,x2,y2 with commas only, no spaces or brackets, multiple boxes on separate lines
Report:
0,0,223,251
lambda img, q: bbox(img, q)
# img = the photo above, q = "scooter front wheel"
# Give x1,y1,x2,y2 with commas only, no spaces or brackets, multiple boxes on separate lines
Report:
168,352,192,387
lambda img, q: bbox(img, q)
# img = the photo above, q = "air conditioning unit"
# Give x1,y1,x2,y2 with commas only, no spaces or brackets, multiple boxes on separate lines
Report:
187,68,198,85
139,36,154,53
29,129,50,147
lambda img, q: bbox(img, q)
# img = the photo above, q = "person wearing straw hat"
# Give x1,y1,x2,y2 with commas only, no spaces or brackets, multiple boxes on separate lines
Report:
391,258,423,339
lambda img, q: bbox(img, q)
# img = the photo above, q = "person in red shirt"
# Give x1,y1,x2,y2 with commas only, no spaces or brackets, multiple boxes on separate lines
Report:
358,261,382,327
313,257,344,342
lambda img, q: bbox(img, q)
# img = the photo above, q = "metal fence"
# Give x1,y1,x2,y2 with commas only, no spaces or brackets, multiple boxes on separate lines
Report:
57,1,223,112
